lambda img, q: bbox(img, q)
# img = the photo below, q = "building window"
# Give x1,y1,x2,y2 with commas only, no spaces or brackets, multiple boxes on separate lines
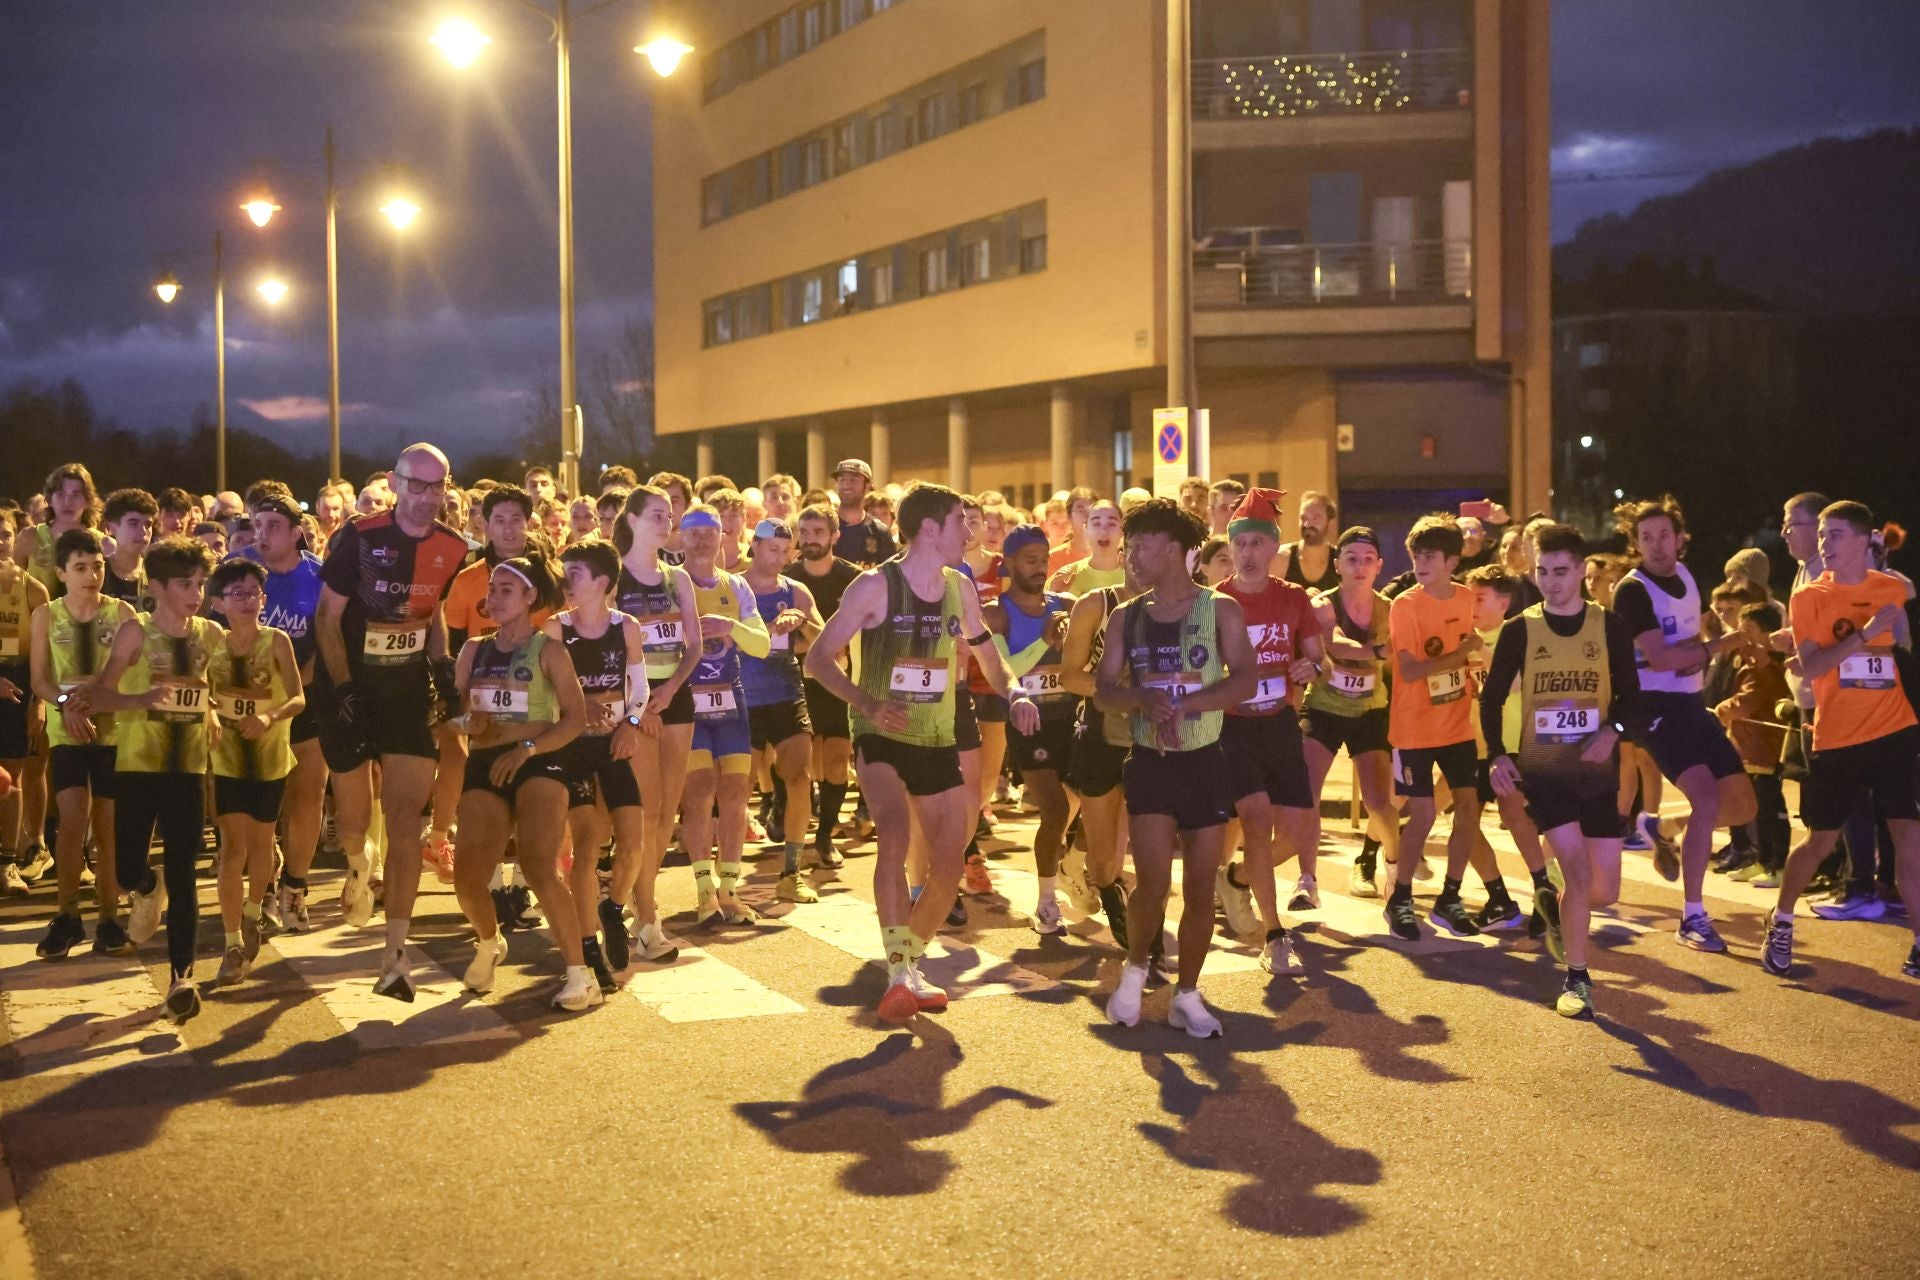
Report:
840,0,865,29
802,3,825,51
837,260,859,311
801,137,827,187
1020,234,1048,273
961,238,991,285
703,175,728,224
704,300,732,347
777,11,800,61
869,112,896,161
870,260,894,306
872,0,893,10
833,120,860,173
919,245,949,296
958,82,987,126
915,92,948,143
1578,341,1611,368
1016,58,1046,105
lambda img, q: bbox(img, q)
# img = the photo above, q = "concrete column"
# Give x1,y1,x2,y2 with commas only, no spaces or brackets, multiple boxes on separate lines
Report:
1049,385,1076,496
757,425,777,486
869,409,892,487
695,431,715,479
805,418,828,491
947,397,970,493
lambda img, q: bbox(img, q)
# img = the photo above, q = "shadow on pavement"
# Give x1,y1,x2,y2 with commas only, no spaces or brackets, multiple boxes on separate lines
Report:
733,1022,1052,1195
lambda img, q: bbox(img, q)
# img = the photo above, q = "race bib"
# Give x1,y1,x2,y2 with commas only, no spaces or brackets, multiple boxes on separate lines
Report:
890,658,948,703
1532,701,1599,745
767,628,790,651
1142,672,1202,699
470,683,530,718
1426,667,1466,705
1839,651,1897,690
0,635,19,659
152,679,208,722
1241,673,1288,711
1020,667,1068,699
584,693,621,736
691,683,738,719
214,689,262,723
363,622,426,664
1327,667,1376,698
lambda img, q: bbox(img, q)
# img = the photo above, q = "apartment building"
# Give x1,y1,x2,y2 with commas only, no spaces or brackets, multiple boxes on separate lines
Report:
652,0,1551,546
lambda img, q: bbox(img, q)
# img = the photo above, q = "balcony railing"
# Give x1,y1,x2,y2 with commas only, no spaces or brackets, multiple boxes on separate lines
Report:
1194,233,1471,307
1192,48,1471,120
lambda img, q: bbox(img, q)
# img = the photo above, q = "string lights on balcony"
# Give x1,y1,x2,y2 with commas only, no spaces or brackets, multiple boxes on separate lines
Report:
1220,52,1414,118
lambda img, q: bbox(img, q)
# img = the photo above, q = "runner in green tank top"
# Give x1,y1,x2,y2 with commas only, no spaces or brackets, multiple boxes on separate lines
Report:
205,559,306,989
82,535,221,1025
27,527,133,958
805,483,1036,1028
1094,499,1257,1039
0,511,52,888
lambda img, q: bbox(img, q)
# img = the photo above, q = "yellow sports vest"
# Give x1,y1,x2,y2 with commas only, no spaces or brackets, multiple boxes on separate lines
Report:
1515,603,1611,779
210,626,295,781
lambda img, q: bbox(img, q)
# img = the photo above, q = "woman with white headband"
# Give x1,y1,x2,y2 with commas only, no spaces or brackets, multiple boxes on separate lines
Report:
448,556,595,1010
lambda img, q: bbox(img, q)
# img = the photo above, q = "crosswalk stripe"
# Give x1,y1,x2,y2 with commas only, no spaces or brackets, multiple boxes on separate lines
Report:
623,943,807,1022
986,863,1267,973
775,889,1056,998
0,922,181,1075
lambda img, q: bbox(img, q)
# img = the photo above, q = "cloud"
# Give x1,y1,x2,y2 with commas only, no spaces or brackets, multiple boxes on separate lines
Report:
238,395,373,422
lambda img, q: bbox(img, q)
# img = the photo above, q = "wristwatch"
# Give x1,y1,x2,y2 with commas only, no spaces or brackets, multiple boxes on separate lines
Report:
624,712,644,727
518,737,537,754
55,692,71,708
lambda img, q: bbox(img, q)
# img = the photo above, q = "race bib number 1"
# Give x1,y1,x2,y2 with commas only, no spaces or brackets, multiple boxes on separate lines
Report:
1242,674,1287,710
1838,652,1896,691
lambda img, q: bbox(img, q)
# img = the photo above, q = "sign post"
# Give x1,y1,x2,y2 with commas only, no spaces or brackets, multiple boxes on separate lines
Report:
1152,407,1189,498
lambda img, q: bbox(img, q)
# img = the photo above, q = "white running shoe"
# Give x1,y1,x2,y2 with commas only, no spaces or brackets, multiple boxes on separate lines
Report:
552,965,605,1011
278,882,309,933
1349,856,1379,898
1261,931,1306,977
1215,864,1258,936
1032,896,1065,936
1106,963,1149,1027
1059,844,1100,915
164,976,201,1025
128,876,167,945
1287,874,1320,912
372,951,414,1002
463,930,509,993
0,863,29,897
340,864,374,928
635,921,681,963
1167,987,1223,1039
19,847,54,883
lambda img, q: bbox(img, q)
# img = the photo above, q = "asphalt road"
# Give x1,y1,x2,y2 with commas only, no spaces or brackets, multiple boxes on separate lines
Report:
2,799,1918,1280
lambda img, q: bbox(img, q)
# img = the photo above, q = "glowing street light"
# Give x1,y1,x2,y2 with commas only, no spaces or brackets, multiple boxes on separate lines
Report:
153,272,181,304
240,197,281,228
636,36,693,77
1579,435,1594,449
256,277,290,305
380,196,422,230
431,18,491,68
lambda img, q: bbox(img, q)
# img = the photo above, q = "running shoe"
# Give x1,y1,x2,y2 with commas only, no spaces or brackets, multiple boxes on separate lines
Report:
719,898,762,925
1106,963,1148,1027
19,846,53,883
127,875,166,945
93,918,132,956
1902,945,1920,980
1431,896,1482,938
1622,825,1651,853
35,912,85,960
945,896,968,929
340,865,374,928
1728,861,1767,883
811,843,845,871
501,884,542,931
1098,881,1130,950
1,862,30,898
240,908,262,963
1710,845,1749,875
1676,912,1727,953
1760,913,1795,977
1384,896,1422,942
1215,863,1257,936
877,973,920,1024
164,977,201,1025
1555,976,1594,1019
214,945,250,987
582,940,618,994
1535,882,1566,965
1746,867,1781,889
904,963,949,1012
1167,988,1223,1039
422,835,456,883
975,812,994,842
1287,873,1320,912
464,931,509,994
635,922,681,964
77,859,94,888
1147,936,1177,985
1412,856,1435,883
962,853,993,896
777,873,818,904
552,966,605,1012
1032,896,1064,936
1261,928,1304,977
1349,850,1379,899
598,897,630,970
745,815,769,845
278,882,310,933
1474,896,1525,931
1059,843,1099,915
1812,891,1886,922
693,887,723,927
1642,815,1679,882
260,891,282,933
373,952,415,1003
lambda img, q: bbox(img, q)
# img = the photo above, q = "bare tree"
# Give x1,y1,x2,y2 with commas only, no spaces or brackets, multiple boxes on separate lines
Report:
584,317,654,474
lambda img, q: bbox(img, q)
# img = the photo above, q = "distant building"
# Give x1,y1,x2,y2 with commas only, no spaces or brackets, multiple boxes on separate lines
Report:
652,0,1552,540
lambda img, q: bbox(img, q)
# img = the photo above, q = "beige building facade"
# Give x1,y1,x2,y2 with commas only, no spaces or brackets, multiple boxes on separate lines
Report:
652,0,1551,547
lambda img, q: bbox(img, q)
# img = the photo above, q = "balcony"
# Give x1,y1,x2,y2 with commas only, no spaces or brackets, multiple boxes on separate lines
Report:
1193,231,1473,343
1192,48,1472,148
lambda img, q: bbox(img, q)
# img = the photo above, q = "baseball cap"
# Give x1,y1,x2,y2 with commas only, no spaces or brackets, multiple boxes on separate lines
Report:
753,518,792,541
1001,523,1050,560
1336,526,1381,552
833,458,874,483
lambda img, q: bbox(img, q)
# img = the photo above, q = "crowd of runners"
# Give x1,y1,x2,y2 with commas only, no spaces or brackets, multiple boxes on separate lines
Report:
0,452,1914,1033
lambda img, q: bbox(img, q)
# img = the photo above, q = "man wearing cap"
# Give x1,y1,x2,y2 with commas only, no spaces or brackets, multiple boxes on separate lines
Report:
832,459,899,568
1213,488,1324,977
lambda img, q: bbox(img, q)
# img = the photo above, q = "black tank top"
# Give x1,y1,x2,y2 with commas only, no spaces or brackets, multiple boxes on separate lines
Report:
559,612,628,698
1284,541,1340,593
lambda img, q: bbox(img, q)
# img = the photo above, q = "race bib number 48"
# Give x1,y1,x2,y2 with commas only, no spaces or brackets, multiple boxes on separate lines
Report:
471,683,530,718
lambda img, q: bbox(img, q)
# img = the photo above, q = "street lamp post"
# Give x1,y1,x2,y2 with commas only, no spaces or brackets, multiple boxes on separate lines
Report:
434,7,690,498
1165,0,1194,417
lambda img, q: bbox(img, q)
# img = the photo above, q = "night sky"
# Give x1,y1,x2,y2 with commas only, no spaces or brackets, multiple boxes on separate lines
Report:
2,0,1916,459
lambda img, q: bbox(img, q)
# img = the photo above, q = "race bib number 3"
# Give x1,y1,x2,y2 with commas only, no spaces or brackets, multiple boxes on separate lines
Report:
471,683,530,718
363,624,426,663
1532,702,1599,745
1426,667,1465,705
891,658,949,703
1838,652,1896,691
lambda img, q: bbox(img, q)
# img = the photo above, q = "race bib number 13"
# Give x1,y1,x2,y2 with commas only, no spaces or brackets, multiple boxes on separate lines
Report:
1838,651,1896,690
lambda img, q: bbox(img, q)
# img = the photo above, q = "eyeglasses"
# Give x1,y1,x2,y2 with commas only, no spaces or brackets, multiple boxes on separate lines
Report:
222,587,264,602
393,473,448,496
